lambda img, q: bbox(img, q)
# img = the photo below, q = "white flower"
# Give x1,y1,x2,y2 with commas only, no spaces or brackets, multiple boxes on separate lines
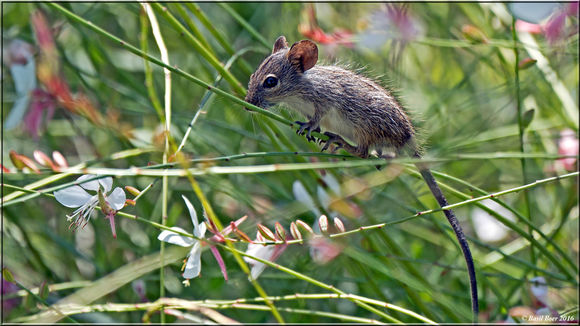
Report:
244,240,276,280
158,196,207,279
243,231,287,280
471,199,516,243
54,175,126,232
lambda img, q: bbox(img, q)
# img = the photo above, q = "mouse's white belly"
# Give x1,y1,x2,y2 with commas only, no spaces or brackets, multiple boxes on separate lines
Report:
319,107,356,141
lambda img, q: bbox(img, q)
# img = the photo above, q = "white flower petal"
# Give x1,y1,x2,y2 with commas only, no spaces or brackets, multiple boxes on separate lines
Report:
196,221,207,238
77,175,101,191
107,187,126,210
54,186,93,208
250,262,268,280
471,200,515,242
244,243,274,280
98,176,113,193
530,276,548,306
181,195,199,227
292,180,320,217
158,227,196,247
321,173,341,195
317,186,331,212
182,242,202,279
4,92,31,130
508,3,560,24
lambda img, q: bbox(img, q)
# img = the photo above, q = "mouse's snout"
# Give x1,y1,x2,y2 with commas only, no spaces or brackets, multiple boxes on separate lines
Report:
244,91,267,112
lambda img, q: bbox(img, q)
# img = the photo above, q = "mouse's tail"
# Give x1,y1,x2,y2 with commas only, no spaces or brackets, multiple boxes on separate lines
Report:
415,157,479,322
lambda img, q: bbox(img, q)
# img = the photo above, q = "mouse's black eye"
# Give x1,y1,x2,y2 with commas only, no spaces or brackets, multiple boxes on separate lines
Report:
263,76,278,88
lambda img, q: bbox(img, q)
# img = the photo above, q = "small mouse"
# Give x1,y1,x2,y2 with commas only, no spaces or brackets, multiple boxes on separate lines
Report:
245,36,478,320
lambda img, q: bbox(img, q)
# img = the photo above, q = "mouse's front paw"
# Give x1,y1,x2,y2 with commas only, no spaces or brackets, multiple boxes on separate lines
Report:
294,121,320,142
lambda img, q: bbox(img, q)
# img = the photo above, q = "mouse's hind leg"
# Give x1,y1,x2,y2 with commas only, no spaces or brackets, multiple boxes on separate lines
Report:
320,132,369,158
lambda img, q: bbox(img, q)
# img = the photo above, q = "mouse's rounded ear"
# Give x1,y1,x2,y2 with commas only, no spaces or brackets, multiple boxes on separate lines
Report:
272,36,289,54
287,40,318,73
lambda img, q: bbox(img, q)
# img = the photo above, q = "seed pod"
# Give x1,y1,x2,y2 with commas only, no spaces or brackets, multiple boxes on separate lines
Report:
39,281,50,300
257,223,276,241
256,232,266,243
318,215,329,234
296,219,314,235
290,222,303,241
2,268,15,283
461,24,487,43
9,150,25,170
333,217,345,233
232,222,253,243
52,150,69,168
518,58,537,70
522,109,535,129
33,150,55,169
275,222,286,241
125,186,141,197
10,151,40,172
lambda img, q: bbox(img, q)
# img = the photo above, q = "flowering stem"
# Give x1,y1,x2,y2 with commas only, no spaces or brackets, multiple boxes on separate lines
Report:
180,167,286,323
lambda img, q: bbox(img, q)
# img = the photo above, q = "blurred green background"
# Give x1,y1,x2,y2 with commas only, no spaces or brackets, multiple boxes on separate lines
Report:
2,2,578,323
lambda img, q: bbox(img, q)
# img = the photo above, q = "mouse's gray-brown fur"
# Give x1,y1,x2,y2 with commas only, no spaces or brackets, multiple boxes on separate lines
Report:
245,36,478,321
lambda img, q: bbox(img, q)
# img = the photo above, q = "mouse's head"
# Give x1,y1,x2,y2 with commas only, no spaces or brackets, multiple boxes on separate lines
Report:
244,36,318,110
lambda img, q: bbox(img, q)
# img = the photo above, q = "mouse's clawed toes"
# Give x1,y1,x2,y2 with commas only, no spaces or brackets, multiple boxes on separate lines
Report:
320,131,341,152
306,126,320,142
294,120,307,136
295,121,320,142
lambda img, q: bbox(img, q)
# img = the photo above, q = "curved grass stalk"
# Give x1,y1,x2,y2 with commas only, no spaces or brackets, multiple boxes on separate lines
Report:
414,36,578,55
141,4,171,323
139,8,164,121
